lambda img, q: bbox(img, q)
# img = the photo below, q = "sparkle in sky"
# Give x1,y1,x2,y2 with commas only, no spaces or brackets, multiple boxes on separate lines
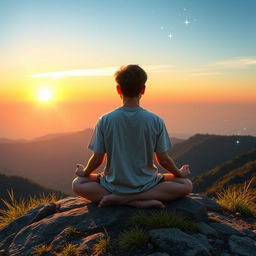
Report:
168,33,173,39
0,0,256,139
184,18,191,25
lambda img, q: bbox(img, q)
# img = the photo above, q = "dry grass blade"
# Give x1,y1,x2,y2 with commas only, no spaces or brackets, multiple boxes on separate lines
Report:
0,189,58,228
215,178,256,216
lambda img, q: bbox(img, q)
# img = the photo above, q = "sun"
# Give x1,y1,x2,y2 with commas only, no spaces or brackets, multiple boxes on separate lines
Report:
37,88,53,102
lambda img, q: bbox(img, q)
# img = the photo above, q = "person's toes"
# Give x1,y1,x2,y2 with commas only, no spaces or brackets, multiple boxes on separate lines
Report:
98,197,107,208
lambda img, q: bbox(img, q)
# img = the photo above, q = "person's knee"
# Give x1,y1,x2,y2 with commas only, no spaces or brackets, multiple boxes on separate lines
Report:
72,177,81,194
184,178,193,194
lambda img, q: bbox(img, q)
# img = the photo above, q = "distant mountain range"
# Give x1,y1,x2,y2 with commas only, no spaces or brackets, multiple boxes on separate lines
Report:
0,130,255,195
169,134,256,178
192,149,256,195
0,173,67,209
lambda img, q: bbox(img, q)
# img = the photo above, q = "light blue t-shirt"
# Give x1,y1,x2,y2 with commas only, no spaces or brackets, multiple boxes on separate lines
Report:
88,106,172,194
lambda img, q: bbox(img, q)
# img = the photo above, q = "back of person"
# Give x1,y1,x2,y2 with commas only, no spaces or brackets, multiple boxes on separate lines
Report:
73,64,192,208
88,105,171,194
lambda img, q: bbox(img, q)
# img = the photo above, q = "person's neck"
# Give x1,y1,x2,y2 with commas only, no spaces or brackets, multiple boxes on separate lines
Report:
122,96,141,108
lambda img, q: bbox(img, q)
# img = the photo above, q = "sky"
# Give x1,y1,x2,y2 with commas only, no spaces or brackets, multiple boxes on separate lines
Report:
0,0,256,139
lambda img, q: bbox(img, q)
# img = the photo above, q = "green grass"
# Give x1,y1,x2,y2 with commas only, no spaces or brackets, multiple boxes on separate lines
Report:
57,244,80,256
215,178,256,216
119,226,149,249
0,189,58,228
32,244,52,256
92,228,111,255
128,210,201,232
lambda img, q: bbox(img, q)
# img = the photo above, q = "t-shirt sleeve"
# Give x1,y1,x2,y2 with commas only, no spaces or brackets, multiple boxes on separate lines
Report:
155,119,172,153
88,118,106,153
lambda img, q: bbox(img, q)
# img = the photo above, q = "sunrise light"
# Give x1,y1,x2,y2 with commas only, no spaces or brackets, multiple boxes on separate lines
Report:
38,88,53,102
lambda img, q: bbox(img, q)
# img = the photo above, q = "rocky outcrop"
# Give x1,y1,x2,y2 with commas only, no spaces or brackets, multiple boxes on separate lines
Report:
0,193,255,256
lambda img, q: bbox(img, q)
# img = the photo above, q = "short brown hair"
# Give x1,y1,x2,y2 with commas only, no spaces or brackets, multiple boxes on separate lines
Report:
114,65,147,97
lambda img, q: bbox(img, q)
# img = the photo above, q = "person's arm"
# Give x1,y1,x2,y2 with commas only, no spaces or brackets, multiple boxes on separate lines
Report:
76,152,105,177
155,151,190,178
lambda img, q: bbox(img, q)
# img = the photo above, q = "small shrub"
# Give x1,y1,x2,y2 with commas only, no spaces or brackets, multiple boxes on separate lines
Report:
57,244,79,256
92,228,111,255
0,190,58,228
64,226,79,237
215,178,256,216
128,210,201,232
32,244,52,256
119,226,149,249
93,237,111,255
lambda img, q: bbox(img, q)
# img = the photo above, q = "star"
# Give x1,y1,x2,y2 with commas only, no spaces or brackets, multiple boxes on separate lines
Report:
235,140,240,145
168,33,173,39
184,18,191,25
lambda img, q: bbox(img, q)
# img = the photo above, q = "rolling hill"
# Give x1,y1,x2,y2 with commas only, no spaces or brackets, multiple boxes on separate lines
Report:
0,130,255,195
0,129,183,194
0,129,93,194
169,134,256,178
0,173,67,209
192,149,256,195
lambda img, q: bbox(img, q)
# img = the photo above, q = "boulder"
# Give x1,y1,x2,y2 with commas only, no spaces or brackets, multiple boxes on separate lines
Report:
196,222,217,236
149,228,211,256
208,222,242,236
165,195,208,221
189,193,222,211
229,235,256,256
0,194,255,256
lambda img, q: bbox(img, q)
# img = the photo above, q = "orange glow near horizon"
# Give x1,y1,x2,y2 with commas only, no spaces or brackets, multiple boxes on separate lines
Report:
1,71,256,103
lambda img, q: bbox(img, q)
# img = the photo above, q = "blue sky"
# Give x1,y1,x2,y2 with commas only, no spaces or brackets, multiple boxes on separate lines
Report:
1,0,256,138
1,0,256,69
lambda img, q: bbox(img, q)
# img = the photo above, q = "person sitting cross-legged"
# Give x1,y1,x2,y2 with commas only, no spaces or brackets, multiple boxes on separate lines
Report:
72,64,193,208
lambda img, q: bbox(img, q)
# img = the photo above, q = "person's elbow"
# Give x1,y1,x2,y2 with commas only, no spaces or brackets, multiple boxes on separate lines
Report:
155,151,170,167
92,152,105,166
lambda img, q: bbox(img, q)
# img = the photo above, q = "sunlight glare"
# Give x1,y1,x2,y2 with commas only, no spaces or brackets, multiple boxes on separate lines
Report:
38,88,53,102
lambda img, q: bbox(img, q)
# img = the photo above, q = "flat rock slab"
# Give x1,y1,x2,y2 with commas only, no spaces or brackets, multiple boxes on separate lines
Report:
165,195,208,221
149,228,211,256
6,195,207,255
197,222,217,235
189,194,221,211
229,235,256,256
208,222,242,236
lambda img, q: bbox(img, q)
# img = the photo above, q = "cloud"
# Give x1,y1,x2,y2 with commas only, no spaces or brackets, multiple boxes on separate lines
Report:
32,65,172,80
190,72,220,76
214,57,256,68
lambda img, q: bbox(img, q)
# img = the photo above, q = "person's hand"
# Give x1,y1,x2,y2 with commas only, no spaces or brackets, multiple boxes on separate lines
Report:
179,165,191,178
75,164,86,177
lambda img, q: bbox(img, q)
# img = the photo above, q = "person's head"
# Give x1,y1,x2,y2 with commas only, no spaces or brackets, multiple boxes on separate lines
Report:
114,65,147,98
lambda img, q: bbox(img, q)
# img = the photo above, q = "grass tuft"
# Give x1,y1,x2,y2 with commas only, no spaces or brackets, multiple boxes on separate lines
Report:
215,178,256,216
208,216,221,223
128,210,201,232
119,226,149,249
32,244,52,256
92,227,111,255
64,226,79,237
0,189,58,228
57,244,80,256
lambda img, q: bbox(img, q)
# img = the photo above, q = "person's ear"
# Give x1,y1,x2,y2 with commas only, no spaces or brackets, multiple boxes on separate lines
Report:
116,85,122,94
141,86,146,95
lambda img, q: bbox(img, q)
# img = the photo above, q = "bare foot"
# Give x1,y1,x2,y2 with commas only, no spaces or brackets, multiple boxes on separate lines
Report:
98,194,165,209
128,200,165,208
98,194,128,208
